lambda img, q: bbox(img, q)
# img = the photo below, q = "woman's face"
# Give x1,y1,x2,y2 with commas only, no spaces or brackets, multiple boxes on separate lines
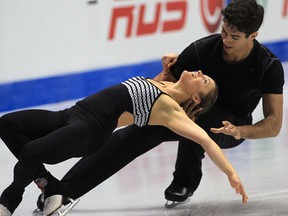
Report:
180,70,215,99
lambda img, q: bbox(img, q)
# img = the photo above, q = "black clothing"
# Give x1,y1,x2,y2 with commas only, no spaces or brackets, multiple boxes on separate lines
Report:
168,34,284,191
61,103,247,199
0,183,24,214
0,76,182,206
170,34,284,117
60,34,284,198
0,83,133,191
61,125,179,199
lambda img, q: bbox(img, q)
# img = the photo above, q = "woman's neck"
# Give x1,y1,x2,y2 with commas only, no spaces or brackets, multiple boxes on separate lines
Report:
149,79,190,105
165,83,190,105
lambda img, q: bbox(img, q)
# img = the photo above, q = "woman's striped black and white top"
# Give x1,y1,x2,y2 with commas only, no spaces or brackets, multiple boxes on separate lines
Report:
122,76,162,127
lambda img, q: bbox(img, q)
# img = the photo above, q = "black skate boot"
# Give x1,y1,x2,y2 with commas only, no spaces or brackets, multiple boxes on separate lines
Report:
164,183,193,208
32,193,45,215
0,183,24,215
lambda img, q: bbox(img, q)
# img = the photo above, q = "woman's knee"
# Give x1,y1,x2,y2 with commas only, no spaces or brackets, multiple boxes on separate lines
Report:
0,113,14,137
19,143,44,163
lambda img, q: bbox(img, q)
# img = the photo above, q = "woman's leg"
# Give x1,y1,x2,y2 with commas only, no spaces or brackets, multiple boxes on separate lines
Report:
0,110,66,159
0,109,101,214
0,109,70,180
0,109,68,214
61,124,180,199
14,121,99,189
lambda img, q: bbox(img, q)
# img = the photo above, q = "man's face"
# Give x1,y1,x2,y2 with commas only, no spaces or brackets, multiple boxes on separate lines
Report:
220,21,255,56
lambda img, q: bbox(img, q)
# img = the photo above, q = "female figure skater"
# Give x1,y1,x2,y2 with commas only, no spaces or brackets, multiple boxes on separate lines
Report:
0,70,247,216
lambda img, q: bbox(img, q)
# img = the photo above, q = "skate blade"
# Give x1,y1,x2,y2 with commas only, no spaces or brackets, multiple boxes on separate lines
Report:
57,198,80,216
165,200,178,208
32,208,44,216
165,198,191,209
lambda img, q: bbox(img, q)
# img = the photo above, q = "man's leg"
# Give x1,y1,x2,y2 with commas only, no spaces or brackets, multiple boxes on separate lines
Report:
164,138,205,202
165,104,251,202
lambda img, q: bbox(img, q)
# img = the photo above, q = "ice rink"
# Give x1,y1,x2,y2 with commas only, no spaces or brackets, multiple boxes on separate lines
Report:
0,62,287,216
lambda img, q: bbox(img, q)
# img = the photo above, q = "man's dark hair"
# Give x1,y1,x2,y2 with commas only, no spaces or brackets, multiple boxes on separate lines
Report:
221,0,264,37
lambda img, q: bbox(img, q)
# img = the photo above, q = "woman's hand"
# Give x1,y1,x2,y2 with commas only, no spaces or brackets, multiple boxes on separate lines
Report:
228,173,248,203
210,121,241,139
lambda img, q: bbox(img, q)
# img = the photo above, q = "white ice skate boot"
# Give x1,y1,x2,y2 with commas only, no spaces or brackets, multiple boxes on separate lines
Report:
44,194,62,216
44,195,80,216
0,204,11,216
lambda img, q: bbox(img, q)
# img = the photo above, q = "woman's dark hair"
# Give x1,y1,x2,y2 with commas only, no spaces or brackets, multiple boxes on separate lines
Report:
221,0,264,37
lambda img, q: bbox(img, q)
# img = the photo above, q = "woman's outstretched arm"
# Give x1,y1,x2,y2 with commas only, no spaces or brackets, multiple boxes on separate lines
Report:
150,95,248,203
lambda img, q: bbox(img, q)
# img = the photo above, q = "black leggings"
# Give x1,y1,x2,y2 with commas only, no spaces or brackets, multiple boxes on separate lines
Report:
60,104,251,199
61,124,180,199
0,109,105,189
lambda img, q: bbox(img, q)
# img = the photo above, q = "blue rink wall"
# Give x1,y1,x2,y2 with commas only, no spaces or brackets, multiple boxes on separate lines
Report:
0,39,287,113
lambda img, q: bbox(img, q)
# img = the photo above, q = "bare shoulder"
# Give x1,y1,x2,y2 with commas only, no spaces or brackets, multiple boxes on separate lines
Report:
149,94,183,126
155,94,181,112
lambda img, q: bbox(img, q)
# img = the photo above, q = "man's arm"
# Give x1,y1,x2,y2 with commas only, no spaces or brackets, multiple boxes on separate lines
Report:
211,94,283,139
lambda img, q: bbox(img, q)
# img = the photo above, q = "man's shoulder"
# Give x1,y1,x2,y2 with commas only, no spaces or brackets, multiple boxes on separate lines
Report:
255,40,279,61
254,40,282,70
192,34,222,57
194,34,221,48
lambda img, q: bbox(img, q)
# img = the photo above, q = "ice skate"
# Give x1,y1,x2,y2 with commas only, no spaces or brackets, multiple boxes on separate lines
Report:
32,170,50,213
43,194,63,216
164,183,193,208
44,195,79,216
32,209,44,216
32,193,45,215
36,171,72,215
55,198,80,216
0,204,11,216
165,197,191,208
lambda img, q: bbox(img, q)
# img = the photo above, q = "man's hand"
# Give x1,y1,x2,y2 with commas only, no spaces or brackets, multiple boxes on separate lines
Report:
154,53,178,82
182,100,203,121
162,53,178,74
210,121,241,140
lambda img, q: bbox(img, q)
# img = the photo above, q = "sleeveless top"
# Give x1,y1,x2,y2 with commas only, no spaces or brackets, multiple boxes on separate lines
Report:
122,76,162,127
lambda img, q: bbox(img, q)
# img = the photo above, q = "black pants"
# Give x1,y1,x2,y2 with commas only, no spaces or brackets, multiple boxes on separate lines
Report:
0,108,107,190
61,104,251,199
